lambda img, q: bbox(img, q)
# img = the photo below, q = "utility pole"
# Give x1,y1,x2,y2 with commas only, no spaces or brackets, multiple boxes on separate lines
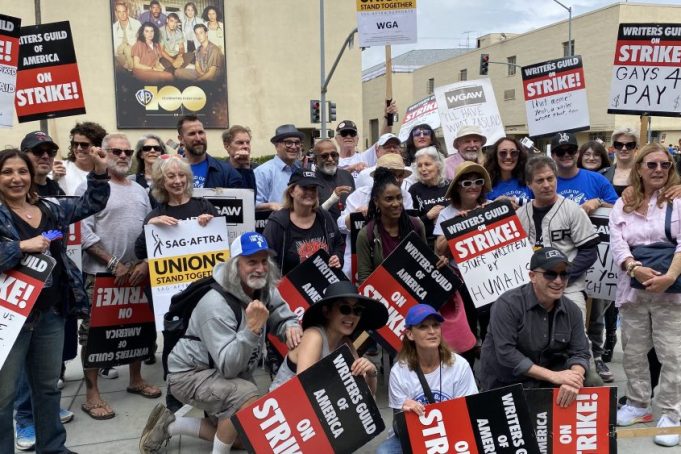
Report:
552,0,573,56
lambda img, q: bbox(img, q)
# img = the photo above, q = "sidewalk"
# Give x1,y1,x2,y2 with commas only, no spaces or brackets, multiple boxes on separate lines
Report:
44,338,674,453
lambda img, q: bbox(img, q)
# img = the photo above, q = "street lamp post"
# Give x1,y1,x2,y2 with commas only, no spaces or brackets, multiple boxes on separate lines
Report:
552,0,573,56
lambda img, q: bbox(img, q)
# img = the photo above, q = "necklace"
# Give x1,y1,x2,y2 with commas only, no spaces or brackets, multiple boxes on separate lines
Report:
9,205,34,219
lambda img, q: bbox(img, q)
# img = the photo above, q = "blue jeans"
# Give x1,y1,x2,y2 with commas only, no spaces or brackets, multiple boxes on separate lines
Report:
376,435,403,454
0,310,67,453
14,368,33,428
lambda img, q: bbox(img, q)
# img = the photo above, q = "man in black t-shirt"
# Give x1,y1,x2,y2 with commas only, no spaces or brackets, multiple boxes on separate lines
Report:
21,131,65,197
313,139,355,221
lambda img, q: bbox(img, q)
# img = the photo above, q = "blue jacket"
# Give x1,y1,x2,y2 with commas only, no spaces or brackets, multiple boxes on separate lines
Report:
205,154,244,189
0,172,110,316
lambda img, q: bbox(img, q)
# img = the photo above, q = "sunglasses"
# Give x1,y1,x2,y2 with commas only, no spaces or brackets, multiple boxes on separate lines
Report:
318,152,339,160
29,148,58,158
70,140,92,150
613,141,636,150
535,270,568,281
554,148,578,157
641,161,672,170
498,149,519,159
412,129,432,138
340,130,357,138
459,178,485,187
108,148,134,157
338,304,364,316
142,145,163,152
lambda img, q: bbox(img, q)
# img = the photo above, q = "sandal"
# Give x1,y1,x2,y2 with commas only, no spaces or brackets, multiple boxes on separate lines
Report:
127,383,162,399
81,400,115,420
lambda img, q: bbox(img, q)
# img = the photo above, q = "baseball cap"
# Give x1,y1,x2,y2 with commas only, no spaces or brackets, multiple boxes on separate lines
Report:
530,247,569,271
288,168,323,187
551,132,578,151
378,133,400,147
230,232,273,258
336,120,357,133
405,304,444,328
20,131,59,152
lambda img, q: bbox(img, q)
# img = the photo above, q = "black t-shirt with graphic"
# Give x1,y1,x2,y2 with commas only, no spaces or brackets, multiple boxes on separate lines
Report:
283,216,329,275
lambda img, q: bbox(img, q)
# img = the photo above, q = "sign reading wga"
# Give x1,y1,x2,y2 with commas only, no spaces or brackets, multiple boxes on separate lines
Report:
135,85,206,111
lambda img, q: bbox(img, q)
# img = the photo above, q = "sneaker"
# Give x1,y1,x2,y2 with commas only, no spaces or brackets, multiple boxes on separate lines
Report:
617,404,653,426
98,367,119,379
140,404,175,453
654,415,680,447
60,407,75,424
602,332,617,363
595,358,614,383
15,424,36,451
57,378,64,389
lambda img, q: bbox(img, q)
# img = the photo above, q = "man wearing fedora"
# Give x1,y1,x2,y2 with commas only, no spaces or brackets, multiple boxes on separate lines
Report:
479,248,592,408
444,125,487,180
140,232,301,454
255,124,305,210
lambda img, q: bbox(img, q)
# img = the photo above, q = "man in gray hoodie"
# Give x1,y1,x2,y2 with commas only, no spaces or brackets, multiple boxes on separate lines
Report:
140,232,301,454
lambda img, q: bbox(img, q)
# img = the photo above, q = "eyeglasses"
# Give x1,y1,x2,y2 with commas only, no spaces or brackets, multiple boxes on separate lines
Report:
339,130,357,138
281,140,302,148
142,145,163,153
29,148,58,158
318,152,339,160
554,147,578,157
613,141,637,150
412,129,432,138
535,270,569,281
338,304,364,316
641,161,672,170
107,148,134,157
459,178,485,187
70,140,92,150
498,149,519,159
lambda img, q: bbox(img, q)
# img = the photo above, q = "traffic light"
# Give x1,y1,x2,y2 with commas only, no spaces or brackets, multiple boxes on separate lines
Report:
310,99,321,123
327,101,337,122
480,53,489,75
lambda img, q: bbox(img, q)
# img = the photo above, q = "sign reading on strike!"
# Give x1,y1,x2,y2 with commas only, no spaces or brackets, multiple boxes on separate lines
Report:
441,200,533,309
359,232,461,354
15,21,85,122
524,387,617,454
0,14,21,128
0,253,56,371
233,344,385,453
395,384,540,454
193,188,255,245
608,23,681,116
398,95,441,143
83,274,156,369
355,0,417,47
522,56,590,137
272,250,348,357
585,208,618,301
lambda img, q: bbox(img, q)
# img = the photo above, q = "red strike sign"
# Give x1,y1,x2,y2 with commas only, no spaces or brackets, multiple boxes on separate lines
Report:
551,388,610,453
15,64,82,114
615,40,681,66
450,217,523,262
523,68,584,100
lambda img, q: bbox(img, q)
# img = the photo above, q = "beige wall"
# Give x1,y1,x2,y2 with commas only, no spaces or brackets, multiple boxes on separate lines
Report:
361,71,412,149
362,3,681,149
2,1,362,158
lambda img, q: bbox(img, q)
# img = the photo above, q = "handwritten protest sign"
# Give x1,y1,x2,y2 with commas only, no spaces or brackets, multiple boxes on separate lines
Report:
273,250,348,357
608,23,681,116
398,95,441,143
359,232,461,354
0,14,20,127
522,56,590,137
233,344,384,453
356,0,417,47
524,387,617,454
395,384,540,454
193,188,255,245
83,274,156,369
145,217,229,326
434,79,505,155
15,21,85,122
0,254,55,371
585,208,617,301
441,201,533,309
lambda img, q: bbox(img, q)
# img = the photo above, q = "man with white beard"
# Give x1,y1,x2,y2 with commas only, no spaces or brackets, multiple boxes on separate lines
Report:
140,232,301,454
313,139,355,221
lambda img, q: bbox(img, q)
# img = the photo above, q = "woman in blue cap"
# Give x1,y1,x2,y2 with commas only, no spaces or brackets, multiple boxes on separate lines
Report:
377,304,478,454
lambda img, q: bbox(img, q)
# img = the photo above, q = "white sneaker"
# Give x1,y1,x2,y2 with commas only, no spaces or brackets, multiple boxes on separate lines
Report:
617,404,653,426
57,378,64,389
98,367,119,379
654,415,680,447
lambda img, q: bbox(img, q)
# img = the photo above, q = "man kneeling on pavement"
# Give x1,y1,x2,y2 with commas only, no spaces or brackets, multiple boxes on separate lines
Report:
480,248,596,407
141,232,301,454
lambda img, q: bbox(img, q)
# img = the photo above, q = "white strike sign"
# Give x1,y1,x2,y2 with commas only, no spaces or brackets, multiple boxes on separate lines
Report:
355,0,417,47
398,95,440,143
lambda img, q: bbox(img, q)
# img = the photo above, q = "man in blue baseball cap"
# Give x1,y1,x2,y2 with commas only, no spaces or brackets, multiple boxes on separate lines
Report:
141,232,301,453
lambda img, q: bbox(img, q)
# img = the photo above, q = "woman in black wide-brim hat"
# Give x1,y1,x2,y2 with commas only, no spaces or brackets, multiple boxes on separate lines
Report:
270,281,388,394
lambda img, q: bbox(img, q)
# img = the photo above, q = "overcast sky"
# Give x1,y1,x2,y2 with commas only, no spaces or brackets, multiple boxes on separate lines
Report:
360,0,680,69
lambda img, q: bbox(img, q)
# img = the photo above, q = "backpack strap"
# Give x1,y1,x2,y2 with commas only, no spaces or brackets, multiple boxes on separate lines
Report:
665,202,676,245
415,364,436,404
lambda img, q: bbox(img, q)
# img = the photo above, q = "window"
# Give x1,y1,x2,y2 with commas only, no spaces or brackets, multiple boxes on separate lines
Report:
427,78,435,94
369,119,379,145
562,40,575,57
459,69,467,81
504,89,515,101
507,56,517,76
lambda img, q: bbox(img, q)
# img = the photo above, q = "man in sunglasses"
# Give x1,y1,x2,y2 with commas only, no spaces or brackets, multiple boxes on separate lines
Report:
550,131,618,215
21,131,66,197
479,247,592,407
313,139,355,221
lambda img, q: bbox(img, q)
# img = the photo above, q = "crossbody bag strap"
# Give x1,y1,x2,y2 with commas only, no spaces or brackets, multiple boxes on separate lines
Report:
665,202,676,245
415,364,436,404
